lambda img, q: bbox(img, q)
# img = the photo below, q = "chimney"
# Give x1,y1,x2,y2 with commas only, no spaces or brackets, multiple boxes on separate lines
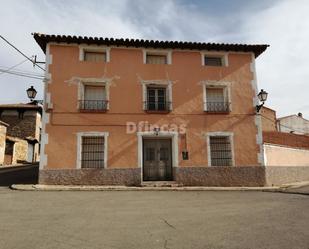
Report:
298,112,303,117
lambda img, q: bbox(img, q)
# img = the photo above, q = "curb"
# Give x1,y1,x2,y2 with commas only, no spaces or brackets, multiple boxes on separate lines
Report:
11,184,281,192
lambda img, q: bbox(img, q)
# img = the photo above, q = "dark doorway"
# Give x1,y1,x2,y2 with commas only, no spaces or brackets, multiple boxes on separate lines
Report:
143,138,173,181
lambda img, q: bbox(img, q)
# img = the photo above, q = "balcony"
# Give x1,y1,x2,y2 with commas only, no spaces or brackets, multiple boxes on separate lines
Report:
79,100,108,112
144,101,172,113
204,102,230,113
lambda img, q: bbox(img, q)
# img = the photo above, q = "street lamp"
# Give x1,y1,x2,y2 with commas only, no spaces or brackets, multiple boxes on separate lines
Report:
256,89,268,112
26,86,37,102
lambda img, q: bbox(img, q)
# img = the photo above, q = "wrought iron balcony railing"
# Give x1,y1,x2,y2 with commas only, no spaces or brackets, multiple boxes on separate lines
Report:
204,102,230,113
79,100,108,112
144,101,172,112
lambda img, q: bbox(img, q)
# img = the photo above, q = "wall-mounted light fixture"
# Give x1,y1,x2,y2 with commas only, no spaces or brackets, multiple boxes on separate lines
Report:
26,86,37,103
256,89,268,112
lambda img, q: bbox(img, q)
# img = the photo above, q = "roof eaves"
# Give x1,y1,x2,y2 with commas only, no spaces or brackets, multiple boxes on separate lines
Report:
32,33,269,57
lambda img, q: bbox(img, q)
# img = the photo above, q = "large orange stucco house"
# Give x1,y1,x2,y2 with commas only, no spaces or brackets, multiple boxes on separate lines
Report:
34,33,272,186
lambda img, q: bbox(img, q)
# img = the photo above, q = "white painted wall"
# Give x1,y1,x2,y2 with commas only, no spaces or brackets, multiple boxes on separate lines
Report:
278,115,309,135
264,144,309,166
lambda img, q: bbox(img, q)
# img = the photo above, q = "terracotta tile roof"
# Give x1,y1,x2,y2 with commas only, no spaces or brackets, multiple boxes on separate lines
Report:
0,103,42,110
33,33,269,57
263,131,309,149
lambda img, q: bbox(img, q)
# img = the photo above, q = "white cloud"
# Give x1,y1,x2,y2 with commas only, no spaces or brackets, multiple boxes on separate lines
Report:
241,0,309,118
0,0,308,119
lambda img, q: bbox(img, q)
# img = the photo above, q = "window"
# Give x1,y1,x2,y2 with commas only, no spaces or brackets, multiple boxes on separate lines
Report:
84,51,106,62
205,56,223,66
205,87,229,112
202,53,228,67
146,54,167,64
79,84,108,111
145,86,170,111
79,46,110,62
209,136,233,166
81,136,105,168
143,50,171,64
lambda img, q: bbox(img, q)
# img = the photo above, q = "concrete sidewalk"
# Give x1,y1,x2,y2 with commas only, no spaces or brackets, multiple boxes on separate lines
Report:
10,181,309,192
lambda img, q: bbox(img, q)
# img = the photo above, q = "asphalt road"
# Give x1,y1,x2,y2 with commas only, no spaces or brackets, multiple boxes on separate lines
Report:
0,188,308,249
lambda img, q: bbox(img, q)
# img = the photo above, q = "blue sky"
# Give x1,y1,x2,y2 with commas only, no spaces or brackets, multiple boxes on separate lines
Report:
0,0,308,118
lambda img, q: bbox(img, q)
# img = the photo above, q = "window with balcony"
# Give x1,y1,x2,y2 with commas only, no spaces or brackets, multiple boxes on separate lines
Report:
79,84,108,112
144,86,171,112
204,86,230,113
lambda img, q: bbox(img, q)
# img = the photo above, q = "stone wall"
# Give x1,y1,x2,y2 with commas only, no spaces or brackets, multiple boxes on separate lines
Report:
39,168,141,186
39,166,309,187
1,114,37,139
175,166,266,186
12,140,28,164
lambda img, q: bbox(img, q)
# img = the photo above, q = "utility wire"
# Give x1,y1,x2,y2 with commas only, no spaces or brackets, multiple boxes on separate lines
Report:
0,35,45,71
0,66,44,77
0,69,44,80
0,59,29,75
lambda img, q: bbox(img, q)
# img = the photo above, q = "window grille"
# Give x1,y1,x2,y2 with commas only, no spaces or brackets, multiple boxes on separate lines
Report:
81,136,105,168
205,56,223,66
84,51,106,62
209,136,232,166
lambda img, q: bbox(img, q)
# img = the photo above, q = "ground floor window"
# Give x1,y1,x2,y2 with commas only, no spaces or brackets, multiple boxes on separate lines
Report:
209,135,233,166
81,136,105,168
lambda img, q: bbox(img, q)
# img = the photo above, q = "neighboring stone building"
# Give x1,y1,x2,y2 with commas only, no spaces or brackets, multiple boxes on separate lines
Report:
277,113,309,135
0,121,9,165
0,104,42,165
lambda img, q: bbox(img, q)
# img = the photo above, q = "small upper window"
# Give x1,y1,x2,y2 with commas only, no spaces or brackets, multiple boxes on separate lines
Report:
144,50,171,64
84,51,106,62
204,56,223,66
146,54,167,64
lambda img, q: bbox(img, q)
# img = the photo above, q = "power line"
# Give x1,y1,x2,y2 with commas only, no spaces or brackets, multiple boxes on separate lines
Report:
0,69,44,80
0,59,29,75
0,35,45,71
0,66,44,77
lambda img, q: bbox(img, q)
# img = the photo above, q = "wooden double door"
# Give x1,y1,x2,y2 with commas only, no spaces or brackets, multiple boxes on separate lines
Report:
143,138,173,181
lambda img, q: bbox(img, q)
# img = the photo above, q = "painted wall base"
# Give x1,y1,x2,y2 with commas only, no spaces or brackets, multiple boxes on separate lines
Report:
39,166,309,187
